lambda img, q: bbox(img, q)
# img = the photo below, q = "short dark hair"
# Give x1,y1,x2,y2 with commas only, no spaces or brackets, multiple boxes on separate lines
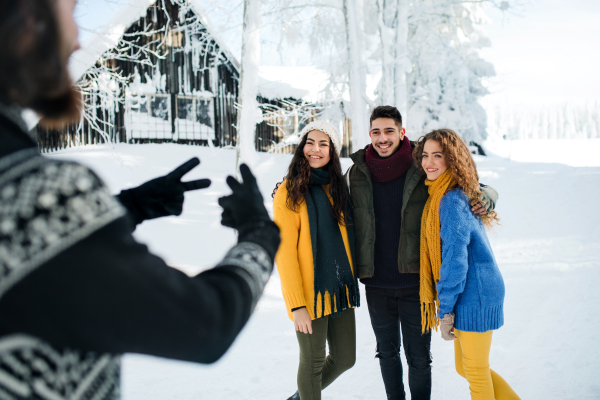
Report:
370,106,403,129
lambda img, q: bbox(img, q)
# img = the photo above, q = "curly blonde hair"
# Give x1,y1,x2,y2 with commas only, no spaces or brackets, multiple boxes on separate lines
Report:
413,129,499,227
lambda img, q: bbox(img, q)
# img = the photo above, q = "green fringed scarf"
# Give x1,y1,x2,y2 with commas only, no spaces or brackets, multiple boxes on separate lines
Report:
306,167,359,318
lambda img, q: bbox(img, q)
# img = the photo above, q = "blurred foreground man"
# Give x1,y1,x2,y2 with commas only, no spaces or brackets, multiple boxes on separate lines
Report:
0,0,280,398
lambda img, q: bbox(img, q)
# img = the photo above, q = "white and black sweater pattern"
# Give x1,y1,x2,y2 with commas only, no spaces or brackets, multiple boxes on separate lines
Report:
0,137,277,399
0,149,125,400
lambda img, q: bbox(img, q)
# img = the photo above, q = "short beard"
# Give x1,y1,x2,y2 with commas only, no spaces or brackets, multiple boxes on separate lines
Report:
374,142,399,158
35,84,82,129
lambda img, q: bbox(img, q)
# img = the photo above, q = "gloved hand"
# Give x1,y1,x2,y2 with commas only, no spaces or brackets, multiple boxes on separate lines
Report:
218,164,280,261
117,157,211,225
480,185,498,212
440,313,456,341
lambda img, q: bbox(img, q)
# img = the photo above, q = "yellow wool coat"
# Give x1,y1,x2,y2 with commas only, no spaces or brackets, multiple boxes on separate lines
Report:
273,182,355,321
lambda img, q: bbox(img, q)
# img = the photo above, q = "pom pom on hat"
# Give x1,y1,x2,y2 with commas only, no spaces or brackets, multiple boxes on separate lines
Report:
299,121,342,155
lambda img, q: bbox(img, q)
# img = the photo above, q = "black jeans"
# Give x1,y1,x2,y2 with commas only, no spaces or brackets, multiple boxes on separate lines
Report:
366,285,432,400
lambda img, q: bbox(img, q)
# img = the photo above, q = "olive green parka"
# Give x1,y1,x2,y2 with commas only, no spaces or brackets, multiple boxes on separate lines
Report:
346,144,498,280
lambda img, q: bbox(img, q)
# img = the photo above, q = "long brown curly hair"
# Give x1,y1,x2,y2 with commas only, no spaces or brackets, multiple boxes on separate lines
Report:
413,129,499,227
285,133,350,225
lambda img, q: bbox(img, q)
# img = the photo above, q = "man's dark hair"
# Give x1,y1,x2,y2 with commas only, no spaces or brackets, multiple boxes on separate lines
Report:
0,0,80,126
370,106,403,129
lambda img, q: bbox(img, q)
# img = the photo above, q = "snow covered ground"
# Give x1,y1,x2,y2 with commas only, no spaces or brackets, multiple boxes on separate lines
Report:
47,138,600,399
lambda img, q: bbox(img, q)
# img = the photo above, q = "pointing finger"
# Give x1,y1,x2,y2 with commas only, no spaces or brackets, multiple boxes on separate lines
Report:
167,157,200,181
182,179,211,191
239,164,257,187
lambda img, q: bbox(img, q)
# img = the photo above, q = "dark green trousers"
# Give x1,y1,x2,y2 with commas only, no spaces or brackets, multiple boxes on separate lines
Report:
296,308,356,400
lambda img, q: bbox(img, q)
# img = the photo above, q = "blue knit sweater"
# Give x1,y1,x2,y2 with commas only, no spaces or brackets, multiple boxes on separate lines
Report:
437,189,505,333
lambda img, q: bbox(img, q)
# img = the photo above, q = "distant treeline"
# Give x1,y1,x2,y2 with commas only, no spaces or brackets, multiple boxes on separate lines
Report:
486,101,600,140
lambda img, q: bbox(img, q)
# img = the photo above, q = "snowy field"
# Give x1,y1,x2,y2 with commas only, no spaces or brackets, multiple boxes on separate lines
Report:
47,139,600,399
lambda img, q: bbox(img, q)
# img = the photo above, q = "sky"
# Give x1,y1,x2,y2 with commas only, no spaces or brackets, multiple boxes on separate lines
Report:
74,0,600,107
480,0,600,106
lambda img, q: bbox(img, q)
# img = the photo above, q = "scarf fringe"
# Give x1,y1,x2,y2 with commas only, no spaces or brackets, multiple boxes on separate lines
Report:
421,301,439,333
314,281,360,319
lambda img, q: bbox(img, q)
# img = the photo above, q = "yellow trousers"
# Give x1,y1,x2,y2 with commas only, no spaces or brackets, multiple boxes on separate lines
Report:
454,329,520,400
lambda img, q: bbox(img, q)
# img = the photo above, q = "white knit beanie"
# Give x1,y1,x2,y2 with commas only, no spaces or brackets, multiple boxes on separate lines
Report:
299,121,342,155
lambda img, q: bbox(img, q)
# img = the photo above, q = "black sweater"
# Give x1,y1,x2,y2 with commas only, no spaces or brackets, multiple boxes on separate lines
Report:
0,112,278,399
359,174,419,288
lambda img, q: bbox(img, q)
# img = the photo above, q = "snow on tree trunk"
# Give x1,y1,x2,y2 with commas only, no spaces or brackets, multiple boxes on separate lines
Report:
394,0,410,115
376,0,410,116
376,0,395,107
344,0,370,151
236,0,263,171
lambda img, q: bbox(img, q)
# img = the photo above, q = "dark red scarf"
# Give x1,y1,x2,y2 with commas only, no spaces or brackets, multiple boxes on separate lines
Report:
365,135,414,183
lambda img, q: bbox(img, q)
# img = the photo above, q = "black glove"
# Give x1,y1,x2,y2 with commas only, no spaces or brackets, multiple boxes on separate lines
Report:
218,164,280,261
117,157,211,225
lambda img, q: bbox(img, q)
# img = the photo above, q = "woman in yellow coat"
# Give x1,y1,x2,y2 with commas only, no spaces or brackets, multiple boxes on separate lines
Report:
274,121,359,400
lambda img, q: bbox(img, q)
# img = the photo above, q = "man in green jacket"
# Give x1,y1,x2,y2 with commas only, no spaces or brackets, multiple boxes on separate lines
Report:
346,106,497,400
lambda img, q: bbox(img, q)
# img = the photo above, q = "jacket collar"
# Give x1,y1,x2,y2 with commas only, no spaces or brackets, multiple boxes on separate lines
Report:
0,102,38,159
349,145,369,165
0,101,29,134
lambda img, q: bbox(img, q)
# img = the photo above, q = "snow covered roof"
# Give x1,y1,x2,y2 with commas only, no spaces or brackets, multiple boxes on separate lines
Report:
257,66,330,102
69,0,239,82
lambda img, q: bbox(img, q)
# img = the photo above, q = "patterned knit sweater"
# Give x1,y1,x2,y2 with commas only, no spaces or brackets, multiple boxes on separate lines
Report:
437,189,505,333
0,110,277,400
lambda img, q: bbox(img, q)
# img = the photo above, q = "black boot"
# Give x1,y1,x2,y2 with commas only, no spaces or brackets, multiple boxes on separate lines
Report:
286,390,300,400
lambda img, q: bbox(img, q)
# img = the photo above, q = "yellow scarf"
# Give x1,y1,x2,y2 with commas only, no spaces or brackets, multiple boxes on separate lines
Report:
420,169,457,333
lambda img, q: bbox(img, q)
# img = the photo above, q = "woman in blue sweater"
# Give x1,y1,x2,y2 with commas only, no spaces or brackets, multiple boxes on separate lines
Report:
413,129,520,400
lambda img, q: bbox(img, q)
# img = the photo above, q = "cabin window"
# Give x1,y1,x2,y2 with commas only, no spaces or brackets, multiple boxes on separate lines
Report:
177,97,195,121
175,95,215,141
150,95,170,121
125,94,172,140
176,96,214,127
128,96,149,114
197,99,213,127
125,94,214,142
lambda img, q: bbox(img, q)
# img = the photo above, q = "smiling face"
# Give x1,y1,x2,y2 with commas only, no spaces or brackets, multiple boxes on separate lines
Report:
421,139,448,180
369,117,406,158
303,130,332,169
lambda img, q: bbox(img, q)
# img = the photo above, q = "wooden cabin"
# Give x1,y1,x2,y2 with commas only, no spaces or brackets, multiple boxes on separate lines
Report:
38,0,239,151
36,0,355,156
